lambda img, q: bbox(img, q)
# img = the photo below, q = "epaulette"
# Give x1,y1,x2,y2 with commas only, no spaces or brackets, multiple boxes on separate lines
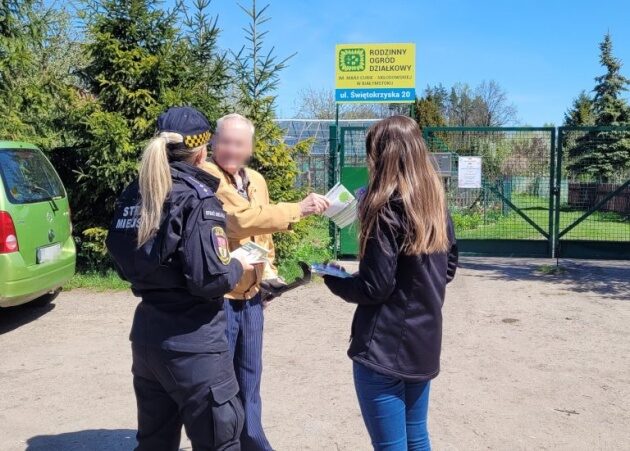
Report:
181,175,215,199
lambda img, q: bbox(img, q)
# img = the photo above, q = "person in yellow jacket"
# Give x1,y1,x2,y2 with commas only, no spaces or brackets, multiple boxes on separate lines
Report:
202,113,329,451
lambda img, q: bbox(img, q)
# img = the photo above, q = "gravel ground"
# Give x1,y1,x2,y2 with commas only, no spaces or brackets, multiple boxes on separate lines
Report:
0,258,628,451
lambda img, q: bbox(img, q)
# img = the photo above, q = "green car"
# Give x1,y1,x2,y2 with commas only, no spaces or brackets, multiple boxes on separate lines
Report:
0,141,76,308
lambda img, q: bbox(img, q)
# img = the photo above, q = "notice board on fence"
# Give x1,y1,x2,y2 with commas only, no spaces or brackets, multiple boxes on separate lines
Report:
458,156,482,189
335,43,416,103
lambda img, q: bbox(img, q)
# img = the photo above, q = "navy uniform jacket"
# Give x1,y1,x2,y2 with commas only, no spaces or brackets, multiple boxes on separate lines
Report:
325,201,458,382
106,161,243,353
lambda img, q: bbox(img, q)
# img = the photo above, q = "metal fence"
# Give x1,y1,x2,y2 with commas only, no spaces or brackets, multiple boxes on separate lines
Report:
556,126,630,258
277,119,377,193
295,153,330,192
424,127,556,257
321,124,629,259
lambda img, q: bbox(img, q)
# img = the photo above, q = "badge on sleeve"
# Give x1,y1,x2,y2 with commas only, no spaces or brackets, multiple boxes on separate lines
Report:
212,226,231,265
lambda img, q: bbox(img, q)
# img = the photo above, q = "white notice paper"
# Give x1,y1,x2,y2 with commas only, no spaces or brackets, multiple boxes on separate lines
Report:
458,156,482,189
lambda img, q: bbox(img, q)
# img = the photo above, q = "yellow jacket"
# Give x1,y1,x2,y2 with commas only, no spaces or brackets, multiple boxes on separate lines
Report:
201,160,301,300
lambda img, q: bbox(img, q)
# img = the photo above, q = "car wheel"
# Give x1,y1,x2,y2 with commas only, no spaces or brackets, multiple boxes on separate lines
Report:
30,288,61,308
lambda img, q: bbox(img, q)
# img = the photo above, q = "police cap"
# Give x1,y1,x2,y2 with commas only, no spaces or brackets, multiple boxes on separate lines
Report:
158,106,213,149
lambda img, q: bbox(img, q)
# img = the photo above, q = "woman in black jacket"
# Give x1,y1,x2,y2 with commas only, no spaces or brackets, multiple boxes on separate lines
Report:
324,115,458,451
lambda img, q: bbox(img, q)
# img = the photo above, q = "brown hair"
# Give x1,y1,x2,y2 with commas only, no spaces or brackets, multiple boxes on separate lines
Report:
358,115,449,257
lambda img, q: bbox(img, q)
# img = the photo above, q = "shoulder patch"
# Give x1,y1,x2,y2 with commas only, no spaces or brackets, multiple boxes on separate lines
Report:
211,226,231,265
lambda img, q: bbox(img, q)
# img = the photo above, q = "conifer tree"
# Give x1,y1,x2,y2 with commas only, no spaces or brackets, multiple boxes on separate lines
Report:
414,93,446,129
231,0,307,203
0,1,74,147
67,0,181,230
179,0,230,119
568,34,630,180
231,0,314,264
563,91,595,126
68,0,229,231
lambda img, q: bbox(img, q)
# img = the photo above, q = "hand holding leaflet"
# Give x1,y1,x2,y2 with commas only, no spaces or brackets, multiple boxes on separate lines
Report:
323,183,357,228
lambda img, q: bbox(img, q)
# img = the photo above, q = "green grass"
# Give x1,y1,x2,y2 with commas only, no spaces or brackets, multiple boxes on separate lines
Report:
455,194,629,240
64,270,130,291
278,216,332,282
537,264,567,275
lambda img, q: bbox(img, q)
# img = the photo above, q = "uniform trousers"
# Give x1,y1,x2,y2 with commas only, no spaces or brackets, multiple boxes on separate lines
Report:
132,343,244,451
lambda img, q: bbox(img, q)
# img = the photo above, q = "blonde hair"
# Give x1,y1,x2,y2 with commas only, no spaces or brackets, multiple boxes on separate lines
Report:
137,132,204,246
216,113,255,138
359,116,449,257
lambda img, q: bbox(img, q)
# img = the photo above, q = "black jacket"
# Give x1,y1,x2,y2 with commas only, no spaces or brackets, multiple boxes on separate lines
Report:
106,161,243,353
325,205,458,382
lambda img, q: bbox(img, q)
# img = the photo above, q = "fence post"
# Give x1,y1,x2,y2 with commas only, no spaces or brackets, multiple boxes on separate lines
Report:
554,127,564,259
548,128,557,258
329,124,339,258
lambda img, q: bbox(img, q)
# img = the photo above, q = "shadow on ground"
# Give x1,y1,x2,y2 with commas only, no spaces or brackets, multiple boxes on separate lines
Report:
460,258,630,301
0,302,55,335
26,429,137,450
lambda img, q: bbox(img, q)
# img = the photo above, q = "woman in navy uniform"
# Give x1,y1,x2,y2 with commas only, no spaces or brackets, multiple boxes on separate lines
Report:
106,107,251,451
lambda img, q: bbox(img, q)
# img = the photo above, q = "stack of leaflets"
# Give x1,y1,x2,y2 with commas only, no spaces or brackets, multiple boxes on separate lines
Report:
230,241,269,264
323,183,357,228
311,263,353,279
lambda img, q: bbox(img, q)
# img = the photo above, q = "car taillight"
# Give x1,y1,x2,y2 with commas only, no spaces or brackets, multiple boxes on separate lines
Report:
0,211,19,253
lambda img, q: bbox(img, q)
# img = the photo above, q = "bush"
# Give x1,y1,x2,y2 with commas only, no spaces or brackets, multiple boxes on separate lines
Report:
276,216,332,282
76,227,111,273
451,211,483,230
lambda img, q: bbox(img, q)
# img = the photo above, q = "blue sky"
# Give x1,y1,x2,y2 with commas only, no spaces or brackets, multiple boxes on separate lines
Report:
196,0,630,125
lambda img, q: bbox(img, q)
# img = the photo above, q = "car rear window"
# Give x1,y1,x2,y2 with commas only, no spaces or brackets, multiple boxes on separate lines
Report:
0,148,66,204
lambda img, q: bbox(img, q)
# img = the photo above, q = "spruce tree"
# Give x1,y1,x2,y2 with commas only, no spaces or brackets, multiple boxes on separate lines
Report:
563,91,594,126
592,34,630,126
231,0,306,202
68,0,229,232
568,34,630,181
0,1,74,147
0,0,39,139
230,0,315,267
176,0,230,120
66,0,180,231
562,91,595,156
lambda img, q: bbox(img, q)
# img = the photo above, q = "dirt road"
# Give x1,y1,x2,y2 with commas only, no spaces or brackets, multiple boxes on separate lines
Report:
1,258,629,450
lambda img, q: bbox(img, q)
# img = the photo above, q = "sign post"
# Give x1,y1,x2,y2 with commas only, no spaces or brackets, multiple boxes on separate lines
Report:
332,43,417,256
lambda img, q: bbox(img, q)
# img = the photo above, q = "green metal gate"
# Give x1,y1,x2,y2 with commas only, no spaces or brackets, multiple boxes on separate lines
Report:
554,126,630,259
424,127,557,257
329,125,629,259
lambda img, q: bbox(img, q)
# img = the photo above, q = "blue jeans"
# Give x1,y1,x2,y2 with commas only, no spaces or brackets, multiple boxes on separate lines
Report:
353,362,431,451
224,294,272,451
